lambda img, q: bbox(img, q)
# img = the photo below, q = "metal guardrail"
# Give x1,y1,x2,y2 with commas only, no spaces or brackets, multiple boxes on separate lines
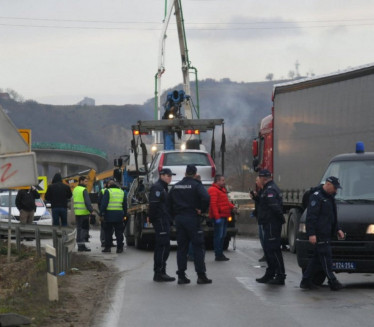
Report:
0,222,76,273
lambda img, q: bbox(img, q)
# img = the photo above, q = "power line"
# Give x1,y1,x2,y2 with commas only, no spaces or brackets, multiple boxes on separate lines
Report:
0,15,374,26
0,22,373,31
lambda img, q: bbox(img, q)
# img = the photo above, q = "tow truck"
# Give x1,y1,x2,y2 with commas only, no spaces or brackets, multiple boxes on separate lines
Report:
123,0,238,249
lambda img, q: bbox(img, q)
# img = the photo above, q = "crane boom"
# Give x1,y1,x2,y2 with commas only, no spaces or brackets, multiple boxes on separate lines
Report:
155,0,194,123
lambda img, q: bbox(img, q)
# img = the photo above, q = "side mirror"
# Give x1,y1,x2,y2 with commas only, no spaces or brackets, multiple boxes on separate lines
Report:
252,139,259,158
253,159,259,172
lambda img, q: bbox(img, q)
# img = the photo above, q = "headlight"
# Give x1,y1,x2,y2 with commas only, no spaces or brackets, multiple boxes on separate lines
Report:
366,224,374,234
298,223,306,233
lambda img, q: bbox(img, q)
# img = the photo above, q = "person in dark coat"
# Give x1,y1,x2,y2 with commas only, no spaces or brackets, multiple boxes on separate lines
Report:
300,176,345,291
149,168,176,282
255,169,286,285
16,186,40,224
100,180,127,253
168,164,212,285
250,176,265,262
45,173,72,226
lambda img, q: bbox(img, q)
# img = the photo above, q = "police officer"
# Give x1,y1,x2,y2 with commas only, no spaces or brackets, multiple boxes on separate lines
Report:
100,180,127,253
73,176,94,252
168,164,212,285
300,176,345,291
255,169,286,285
149,168,176,282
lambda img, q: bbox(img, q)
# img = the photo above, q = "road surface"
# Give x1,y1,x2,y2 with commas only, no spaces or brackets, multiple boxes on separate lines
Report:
81,232,374,327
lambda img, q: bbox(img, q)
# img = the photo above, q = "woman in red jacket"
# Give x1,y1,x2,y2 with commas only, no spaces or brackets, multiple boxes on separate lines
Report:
208,175,235,261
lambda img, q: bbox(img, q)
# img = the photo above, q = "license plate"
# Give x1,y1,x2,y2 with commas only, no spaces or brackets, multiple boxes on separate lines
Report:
333,262,356,270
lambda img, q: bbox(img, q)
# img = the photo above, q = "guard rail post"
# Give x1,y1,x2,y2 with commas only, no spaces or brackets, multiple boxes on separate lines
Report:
35,227,41,257
57,237,63,274
15,226,21,252
52,228,58,249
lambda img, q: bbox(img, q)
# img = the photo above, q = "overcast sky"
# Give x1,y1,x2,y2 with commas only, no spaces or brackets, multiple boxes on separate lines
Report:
1,0,374,105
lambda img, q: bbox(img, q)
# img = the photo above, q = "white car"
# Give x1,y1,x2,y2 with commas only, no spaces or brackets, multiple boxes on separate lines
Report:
0,190,52,225
147,149,216,186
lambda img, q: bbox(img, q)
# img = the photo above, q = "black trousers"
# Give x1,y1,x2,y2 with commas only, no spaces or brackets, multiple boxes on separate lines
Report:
262,222,285,276
303,241,336,281
153,220,171,273
76,215,89,246
175,214,206,275
103,221,124,249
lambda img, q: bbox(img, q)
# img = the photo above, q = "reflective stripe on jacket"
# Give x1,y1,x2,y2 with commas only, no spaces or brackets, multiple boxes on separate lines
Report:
73,185,90,215
107,188,125,211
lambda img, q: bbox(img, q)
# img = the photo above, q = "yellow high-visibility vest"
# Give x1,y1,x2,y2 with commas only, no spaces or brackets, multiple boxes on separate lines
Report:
73,185,90,215
107,188,124,211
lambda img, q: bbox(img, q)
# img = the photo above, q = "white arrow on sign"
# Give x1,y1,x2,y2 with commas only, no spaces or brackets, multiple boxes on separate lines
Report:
36,176,48,193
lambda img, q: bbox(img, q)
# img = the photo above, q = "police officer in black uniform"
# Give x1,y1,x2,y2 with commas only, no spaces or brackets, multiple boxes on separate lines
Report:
256,169,286,285
300,176,345,291
168,164,212,285
149,168,176,282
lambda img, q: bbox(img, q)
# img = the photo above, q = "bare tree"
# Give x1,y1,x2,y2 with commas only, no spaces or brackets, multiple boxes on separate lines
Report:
265,73,274,81
6,88,24,102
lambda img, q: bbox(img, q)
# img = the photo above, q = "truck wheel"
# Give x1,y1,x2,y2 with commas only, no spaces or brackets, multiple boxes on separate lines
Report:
135,232,146,249
126,236,135,246
205,238,214,250
134,213,146,249
287,209,301,253
223,236,230,250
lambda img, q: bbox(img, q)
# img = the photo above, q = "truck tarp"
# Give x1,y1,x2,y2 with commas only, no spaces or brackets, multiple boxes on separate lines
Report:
273,65,374,196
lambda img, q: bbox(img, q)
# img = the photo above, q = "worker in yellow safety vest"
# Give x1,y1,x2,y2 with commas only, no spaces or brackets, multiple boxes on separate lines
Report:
100,180,127,253
73,175,94,252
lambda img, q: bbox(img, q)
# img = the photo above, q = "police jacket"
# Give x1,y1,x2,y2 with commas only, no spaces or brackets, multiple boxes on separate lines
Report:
149,179,171,224
45,174,72,208
306,185,339,240
168,176,210,217
100,185,127,223
257,180,284,225
208,183,234,219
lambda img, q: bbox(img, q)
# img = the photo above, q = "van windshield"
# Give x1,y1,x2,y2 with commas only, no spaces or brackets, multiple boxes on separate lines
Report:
321,160,374,201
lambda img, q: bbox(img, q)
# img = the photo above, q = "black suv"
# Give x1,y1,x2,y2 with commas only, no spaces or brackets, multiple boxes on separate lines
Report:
296,151,374,284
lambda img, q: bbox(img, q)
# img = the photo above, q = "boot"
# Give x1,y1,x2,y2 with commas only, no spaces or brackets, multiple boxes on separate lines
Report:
329,279,343,291
267,274,286,285
256,272,274,283
102,247,111,253
78,245,91,252
197,273,212,284
116,248,123,254
177,272,191,285
300,278,318,290
153,272,176,282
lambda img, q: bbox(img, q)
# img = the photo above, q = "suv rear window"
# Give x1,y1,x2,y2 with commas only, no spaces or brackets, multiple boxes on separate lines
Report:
164,152,210,166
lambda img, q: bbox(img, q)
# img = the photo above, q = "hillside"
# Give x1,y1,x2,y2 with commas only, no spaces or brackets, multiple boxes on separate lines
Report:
1,79,282,183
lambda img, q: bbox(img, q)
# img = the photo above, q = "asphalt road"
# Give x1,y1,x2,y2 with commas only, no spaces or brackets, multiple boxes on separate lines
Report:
84,232,374,327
